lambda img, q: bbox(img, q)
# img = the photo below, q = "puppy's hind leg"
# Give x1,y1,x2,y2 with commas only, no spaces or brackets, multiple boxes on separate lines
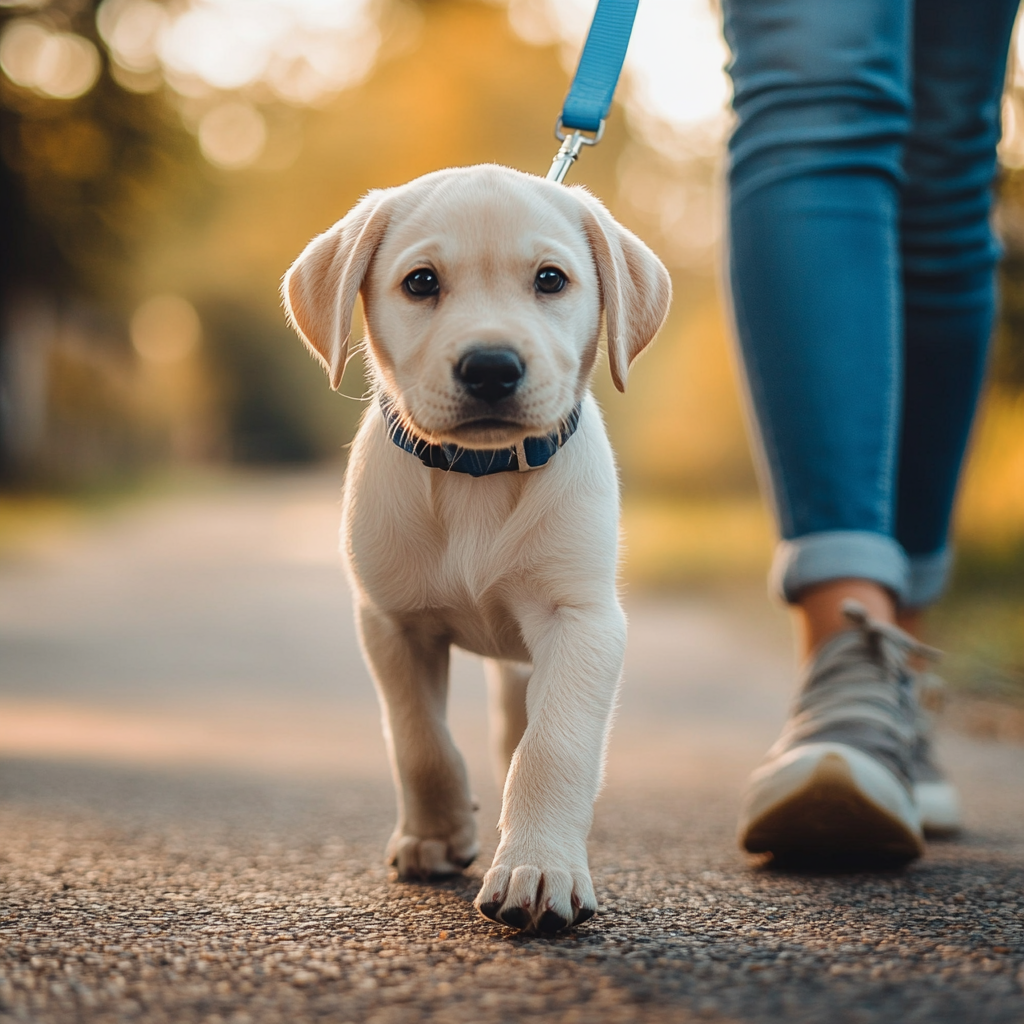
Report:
484,660,531,786
358,604,479,880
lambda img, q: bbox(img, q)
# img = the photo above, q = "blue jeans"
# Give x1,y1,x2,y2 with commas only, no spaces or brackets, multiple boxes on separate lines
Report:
723,0,1020,608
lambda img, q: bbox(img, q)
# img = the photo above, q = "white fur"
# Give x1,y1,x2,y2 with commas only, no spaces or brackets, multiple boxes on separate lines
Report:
283,164,671,932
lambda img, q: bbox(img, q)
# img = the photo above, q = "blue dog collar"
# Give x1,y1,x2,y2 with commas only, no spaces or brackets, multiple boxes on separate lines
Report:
380,398,582,477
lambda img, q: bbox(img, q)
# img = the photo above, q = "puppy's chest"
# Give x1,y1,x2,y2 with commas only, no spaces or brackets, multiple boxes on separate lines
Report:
356,470,535,587
420,484,526,599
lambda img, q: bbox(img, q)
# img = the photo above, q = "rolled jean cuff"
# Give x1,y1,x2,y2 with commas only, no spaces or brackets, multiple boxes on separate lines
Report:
770,531,910,605
905,549,953,609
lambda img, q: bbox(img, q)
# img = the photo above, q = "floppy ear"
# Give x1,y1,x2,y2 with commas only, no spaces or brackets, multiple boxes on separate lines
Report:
577,193,672,392
282,190,392,390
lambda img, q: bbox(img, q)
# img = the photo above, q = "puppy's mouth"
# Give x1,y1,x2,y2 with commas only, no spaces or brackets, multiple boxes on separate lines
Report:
443,417,530,447
388,397,572,450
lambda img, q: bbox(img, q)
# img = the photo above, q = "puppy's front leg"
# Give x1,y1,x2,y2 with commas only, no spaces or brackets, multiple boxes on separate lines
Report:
358,604,479,878
475,601,625,933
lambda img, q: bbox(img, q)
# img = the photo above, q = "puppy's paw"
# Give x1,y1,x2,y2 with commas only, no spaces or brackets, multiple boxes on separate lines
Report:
387,831,479,880
475,859,597,934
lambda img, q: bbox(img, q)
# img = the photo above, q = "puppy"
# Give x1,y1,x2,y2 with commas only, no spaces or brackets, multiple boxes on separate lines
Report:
283,164,670,933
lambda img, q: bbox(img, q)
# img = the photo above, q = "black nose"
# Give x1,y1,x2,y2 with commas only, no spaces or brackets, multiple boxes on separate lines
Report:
455,347,525,404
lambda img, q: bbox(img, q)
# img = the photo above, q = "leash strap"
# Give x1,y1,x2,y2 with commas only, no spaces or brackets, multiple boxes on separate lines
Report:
547,0,640,183
561,0,640,133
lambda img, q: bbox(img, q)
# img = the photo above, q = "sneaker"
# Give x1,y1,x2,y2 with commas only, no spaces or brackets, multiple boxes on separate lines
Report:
738,600,940,865
911,671,962,836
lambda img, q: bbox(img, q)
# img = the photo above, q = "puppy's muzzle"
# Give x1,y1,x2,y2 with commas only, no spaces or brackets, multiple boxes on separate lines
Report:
455,347,525,404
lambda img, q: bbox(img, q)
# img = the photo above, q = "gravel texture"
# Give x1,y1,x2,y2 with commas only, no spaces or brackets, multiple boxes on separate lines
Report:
1,471,1023,1023
2,758,1023,1024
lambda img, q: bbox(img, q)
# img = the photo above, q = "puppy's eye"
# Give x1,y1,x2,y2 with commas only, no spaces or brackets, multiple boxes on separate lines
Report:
535,267,567,294
403,269,440,297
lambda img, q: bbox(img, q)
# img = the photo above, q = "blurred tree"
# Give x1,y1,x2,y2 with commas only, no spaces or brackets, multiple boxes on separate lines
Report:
198,299,357,464
0,0,207,484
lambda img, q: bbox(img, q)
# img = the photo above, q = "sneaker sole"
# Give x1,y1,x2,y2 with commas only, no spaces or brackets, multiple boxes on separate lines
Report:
914,781,962,837
739,743,924,865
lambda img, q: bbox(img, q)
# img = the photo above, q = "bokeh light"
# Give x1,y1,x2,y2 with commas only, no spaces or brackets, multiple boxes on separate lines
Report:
96,0,167,74
92,0,383,103
0,18,101,100
198,101,267,169
999,97,1024,170
130,296,202,364
508,0,731,149
88,0,729,168
90,0,383,168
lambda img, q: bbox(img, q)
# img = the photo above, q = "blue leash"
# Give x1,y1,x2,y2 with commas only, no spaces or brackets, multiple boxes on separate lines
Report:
547,0,640,183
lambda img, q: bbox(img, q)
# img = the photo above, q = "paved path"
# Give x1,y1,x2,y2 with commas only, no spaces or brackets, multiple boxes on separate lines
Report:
1,471,1022,1024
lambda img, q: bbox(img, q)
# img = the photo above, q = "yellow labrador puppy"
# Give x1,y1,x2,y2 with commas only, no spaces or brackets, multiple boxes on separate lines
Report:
283,164,670,933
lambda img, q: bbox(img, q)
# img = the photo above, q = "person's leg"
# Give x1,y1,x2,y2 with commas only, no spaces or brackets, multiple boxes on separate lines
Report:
796,579,895,655
896,0,1021,611
891,0,1021,834
724,0,913,628
723,0,935,862
724,0,1021,860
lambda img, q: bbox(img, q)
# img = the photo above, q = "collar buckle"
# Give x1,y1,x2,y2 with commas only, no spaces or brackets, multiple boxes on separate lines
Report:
512,444,544,472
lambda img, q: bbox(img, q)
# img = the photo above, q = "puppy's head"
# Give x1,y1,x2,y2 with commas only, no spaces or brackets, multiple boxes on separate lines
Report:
283,165,670,449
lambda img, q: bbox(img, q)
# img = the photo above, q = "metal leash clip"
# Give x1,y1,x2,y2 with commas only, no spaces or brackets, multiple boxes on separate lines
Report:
546,118,605,183
543,0,637,184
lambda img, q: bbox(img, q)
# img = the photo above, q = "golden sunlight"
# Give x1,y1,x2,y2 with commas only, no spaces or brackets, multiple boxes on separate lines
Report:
0,18,100,98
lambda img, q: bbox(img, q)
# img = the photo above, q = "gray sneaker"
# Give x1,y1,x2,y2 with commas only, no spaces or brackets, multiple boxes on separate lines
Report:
911,672,962,836
738,600,939,864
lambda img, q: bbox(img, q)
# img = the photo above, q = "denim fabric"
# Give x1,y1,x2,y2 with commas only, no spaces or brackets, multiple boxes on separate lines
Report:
722,0,1019,607
771,531,910,605
906,549,954,608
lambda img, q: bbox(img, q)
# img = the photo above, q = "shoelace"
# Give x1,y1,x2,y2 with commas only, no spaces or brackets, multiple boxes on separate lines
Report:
772,601,945,768
840,599,942,671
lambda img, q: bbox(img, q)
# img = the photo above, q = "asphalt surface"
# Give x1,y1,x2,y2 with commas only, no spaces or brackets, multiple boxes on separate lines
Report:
1,470,1023,1024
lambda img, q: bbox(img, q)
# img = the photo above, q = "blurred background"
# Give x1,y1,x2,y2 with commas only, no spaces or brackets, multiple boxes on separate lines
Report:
0,0,1020,700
